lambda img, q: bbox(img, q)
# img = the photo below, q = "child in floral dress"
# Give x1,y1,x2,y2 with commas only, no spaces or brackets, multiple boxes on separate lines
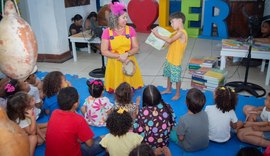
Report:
81,79,113,126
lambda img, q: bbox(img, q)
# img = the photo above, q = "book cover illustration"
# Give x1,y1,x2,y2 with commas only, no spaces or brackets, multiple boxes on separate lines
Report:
145,26,173,50
252,43,270,51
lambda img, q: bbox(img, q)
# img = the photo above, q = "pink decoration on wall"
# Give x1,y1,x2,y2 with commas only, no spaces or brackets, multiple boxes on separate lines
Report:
128,0,159,33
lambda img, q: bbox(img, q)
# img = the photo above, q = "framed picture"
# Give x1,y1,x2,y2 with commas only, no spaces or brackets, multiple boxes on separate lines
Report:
65,0,90,8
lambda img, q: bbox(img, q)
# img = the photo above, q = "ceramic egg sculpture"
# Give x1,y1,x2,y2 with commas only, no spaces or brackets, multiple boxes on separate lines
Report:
0,0,38,80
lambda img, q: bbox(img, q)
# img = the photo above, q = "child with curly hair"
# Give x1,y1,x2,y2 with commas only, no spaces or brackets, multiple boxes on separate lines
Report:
100,108,143,156
42,71,71,116
6,92,42,156
133,85,175,149
205,86,243,143
113,82,139,119
81,79,113,126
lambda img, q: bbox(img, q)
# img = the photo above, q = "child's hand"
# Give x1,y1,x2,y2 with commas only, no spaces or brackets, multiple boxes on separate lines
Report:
154,147,163,156
66,80,72,87
252,125,261,131
244,121,254,127
136,96,140,105
151,27,159,37
162,146,172,156
25,108,35,119
236,121,244,130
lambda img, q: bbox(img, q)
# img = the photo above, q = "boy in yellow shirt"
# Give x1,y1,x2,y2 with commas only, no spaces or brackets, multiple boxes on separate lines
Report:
152,12,188,100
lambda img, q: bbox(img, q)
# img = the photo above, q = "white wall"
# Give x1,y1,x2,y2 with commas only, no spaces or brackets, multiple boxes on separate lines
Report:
18,0,97,55
264,0,270,17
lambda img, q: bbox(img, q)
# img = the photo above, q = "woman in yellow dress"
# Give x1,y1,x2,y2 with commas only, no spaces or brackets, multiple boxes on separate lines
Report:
101,0,144,93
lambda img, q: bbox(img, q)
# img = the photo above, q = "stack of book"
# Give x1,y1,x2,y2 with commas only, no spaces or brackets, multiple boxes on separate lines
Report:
188,57,218,72
191,68,227,91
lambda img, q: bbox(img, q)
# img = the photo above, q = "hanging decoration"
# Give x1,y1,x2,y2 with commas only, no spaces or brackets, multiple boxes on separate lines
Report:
0,0,37,80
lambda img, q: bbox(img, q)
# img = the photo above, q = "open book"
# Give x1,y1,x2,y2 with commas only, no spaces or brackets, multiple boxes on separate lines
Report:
145,26,173,50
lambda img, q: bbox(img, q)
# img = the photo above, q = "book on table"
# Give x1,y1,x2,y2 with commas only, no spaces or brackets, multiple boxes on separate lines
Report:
222,39,249,50
145,26,173,50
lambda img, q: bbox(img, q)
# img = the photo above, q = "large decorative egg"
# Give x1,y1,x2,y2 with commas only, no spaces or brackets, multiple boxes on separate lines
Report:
0,0,38,80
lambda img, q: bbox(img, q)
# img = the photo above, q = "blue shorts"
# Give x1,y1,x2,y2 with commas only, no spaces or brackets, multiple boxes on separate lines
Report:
263,132,270,140
163,60,182,83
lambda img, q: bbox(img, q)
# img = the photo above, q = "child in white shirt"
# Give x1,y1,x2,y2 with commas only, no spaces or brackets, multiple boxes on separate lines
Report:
205,86,243,143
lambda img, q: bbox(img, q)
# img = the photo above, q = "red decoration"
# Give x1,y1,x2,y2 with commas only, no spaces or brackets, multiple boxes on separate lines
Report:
128,0,159,33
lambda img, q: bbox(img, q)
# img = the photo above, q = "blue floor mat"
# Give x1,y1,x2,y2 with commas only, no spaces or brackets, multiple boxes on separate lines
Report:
34,72,266,156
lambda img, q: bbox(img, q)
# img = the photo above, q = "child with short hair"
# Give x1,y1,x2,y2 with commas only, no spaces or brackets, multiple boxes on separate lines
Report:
42,71,71,116
46,87,104,156
81,79,113,126
133,85,175,148
6,92,40,156
174,88,209,152
113,82,139,119
152,12,188,100
100,108,143,156
205,86,243,143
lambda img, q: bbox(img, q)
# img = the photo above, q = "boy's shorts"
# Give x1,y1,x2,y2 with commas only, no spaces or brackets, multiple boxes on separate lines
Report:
163,60,182,83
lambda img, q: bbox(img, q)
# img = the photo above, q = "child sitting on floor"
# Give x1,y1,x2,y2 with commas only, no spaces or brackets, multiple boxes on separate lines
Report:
1,79,30,109
100,108,143,156
133,85,175,149
42,71,71,116
205,86,243,143
243,92,270,122
25,65,44,100
237,92,270,147
46,87,104,156
113,82,140,119
81,79,113,126
7,92,42,156
173,88,209,152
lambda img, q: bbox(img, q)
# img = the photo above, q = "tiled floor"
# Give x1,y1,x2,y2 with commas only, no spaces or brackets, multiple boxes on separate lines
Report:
37,33,270,96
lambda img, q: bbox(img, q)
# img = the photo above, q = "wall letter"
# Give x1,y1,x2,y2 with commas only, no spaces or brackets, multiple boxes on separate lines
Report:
181,0,202,38
200,0,229,39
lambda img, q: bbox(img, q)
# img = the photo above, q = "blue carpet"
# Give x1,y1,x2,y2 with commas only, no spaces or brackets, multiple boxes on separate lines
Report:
34,72,266,156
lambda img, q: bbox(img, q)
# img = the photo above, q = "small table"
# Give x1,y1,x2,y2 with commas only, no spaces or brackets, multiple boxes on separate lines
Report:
220,39,270,86
68,31,101,62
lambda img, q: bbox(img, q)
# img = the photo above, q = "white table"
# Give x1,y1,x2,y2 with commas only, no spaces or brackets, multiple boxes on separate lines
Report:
68,32,101,62
220,39,270,86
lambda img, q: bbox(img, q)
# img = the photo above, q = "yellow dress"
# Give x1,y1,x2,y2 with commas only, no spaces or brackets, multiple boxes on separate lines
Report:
104,26,144,92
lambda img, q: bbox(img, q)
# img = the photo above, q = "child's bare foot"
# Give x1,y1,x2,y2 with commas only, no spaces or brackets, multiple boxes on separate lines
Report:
161,89,171,94
171,94,180,101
